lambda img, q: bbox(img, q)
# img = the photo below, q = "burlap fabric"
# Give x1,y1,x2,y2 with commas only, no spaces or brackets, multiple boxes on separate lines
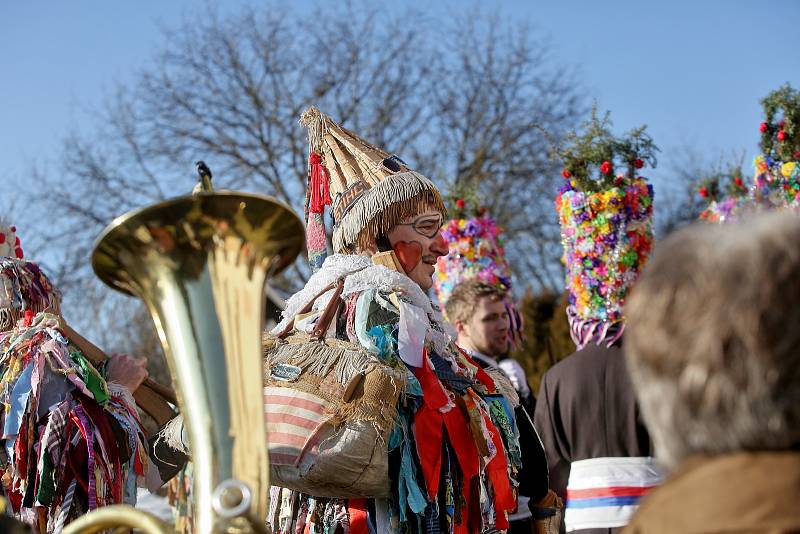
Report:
263,332,406,498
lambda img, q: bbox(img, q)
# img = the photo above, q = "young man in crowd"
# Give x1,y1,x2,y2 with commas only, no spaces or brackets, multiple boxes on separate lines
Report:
446,279,551,534
445,280,535,415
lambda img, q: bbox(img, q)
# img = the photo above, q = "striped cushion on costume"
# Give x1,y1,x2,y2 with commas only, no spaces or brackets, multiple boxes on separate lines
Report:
264,386,329,466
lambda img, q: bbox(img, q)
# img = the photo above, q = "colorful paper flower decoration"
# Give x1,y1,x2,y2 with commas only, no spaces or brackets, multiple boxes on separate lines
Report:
434,200,511,308
556,178,654,325
555,108,657,347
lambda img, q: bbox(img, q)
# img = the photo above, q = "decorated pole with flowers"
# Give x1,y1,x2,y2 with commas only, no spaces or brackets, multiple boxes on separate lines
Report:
752,85,800,209
555,108,657,349
698,84,800,221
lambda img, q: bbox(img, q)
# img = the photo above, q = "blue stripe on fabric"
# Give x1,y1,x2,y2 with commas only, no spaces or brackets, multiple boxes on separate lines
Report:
4,363,34,458
566,495,641,509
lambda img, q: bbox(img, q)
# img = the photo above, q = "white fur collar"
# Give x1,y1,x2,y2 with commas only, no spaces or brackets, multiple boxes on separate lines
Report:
271,254,453,353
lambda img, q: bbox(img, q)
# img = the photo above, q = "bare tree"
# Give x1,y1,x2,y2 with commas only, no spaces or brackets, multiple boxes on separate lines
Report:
33,2,587,348
430,14,584,290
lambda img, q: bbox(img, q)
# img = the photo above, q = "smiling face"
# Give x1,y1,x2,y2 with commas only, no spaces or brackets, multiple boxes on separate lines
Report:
386,209,448,290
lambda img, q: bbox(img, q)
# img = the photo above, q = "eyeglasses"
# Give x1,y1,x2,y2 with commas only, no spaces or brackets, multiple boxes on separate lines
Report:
396,215,443,238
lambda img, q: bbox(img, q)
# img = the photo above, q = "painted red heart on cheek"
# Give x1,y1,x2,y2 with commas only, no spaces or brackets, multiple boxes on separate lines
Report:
393,241,423,274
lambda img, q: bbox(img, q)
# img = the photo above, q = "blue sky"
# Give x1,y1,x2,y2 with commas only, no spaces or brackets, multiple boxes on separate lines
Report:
2,0,799,223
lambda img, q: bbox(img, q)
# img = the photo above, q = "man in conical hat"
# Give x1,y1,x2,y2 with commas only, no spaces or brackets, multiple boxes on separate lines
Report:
0,222,157,532
264,108,528,533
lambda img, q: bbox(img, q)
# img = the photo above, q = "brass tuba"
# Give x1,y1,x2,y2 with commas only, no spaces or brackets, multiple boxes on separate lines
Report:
66,176,303,533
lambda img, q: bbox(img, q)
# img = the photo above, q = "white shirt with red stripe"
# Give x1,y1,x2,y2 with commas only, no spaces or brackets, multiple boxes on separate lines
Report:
565,456,663,532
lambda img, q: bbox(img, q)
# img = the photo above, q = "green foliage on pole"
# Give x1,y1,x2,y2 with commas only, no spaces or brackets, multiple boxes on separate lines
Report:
556,106,659,193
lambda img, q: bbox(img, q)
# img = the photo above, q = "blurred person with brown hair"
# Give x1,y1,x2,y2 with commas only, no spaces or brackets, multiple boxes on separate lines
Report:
623,211,800,534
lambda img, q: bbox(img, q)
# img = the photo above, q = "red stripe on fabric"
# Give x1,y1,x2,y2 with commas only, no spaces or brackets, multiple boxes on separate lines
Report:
567,485,656,499
269,432,311,447
459,350,496,391
264,411,323,430
265,394,327,413
268,452,300,465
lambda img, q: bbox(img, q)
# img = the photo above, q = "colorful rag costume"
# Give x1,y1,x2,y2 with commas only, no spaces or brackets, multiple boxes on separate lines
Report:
0,224,149,532
263,109,527,534
533,117,662,533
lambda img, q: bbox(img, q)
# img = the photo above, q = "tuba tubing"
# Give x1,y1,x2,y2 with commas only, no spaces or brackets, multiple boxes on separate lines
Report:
89,191,303,533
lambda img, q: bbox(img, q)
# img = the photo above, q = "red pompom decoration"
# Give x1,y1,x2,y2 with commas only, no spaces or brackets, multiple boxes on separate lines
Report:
600,161,613,175
9,226,16,232
698,187,709,198
15,247,23,259
778,120,786,128
633,158,644,169
15,237,20,246
777,130,787,141
562,169,571,178
760,122,769,133
0,233,5,244
456,198,466,209
734,177,743,187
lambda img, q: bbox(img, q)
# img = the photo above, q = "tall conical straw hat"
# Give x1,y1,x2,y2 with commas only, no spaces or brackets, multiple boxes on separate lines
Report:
299,107,445,264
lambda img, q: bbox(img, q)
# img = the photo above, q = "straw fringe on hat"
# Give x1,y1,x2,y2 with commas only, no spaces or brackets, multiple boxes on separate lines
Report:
299,107,445,266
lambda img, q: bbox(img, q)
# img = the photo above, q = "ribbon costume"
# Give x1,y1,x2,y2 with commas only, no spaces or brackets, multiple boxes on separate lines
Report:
0,222,152,532
263,108,527,533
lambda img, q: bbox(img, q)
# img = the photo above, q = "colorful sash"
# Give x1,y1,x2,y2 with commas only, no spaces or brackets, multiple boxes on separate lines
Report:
565,456,663,532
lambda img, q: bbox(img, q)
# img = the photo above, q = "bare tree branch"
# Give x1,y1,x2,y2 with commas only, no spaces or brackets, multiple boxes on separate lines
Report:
32,2,587,346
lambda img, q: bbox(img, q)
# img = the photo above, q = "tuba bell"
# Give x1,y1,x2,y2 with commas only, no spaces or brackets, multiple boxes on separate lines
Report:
66,171,304,533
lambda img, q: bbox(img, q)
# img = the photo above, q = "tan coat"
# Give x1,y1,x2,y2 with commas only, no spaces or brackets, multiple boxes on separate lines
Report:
623,451,800,534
